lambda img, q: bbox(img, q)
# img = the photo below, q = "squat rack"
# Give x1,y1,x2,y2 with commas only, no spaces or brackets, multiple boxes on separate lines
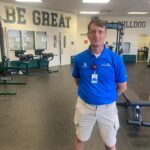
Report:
106,22,125,54
0,16,5,69
0,16,26,95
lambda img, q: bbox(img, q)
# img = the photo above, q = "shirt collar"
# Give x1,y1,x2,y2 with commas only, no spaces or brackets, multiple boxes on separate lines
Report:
88,46,109,59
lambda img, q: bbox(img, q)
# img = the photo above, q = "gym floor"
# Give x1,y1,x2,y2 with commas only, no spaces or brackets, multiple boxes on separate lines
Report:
0,62,150,150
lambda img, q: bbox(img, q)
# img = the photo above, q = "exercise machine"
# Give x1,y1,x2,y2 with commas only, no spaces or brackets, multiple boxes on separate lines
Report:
35,49,58,73
0,56,26,85
117,87,150,127
15,50,34,75
106,22,125,55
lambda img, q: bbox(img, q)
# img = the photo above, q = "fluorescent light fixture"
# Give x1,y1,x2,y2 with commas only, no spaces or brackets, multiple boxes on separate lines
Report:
128,12,149,15
83,0,110,3
80,11,100,14
16,0,42,2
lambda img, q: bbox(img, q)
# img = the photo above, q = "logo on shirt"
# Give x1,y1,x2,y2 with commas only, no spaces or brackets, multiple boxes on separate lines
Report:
101,63,112,67
82,63,88,68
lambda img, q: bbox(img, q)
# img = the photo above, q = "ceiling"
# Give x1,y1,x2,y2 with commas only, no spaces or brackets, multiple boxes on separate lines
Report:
0,0,150,16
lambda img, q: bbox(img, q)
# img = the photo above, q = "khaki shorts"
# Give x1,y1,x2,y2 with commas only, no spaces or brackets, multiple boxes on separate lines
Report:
74,97,120,147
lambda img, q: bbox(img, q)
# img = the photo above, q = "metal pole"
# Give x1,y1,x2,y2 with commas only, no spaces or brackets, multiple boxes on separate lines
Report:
0,16,5,66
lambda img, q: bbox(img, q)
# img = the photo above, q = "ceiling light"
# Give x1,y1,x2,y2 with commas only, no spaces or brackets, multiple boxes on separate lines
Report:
82,0,110,3
80,11,100,14
16,0,42,2
128,12,149,15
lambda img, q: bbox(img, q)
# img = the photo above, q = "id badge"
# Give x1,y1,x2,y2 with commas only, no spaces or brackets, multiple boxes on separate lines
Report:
91,73,98,84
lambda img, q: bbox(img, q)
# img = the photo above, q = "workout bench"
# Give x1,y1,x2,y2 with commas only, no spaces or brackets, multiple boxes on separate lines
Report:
117,87,150,127
35,49,59,73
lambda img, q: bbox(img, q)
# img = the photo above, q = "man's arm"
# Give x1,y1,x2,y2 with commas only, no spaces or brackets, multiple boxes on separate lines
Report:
74,78,79,87
117,82,127,96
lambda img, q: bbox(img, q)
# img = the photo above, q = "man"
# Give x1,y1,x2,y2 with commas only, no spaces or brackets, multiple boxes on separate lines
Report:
72,19,128,150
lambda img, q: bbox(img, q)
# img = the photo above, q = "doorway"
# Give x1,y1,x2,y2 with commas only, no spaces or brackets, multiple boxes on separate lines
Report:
137,35,150,62
52,32,71,66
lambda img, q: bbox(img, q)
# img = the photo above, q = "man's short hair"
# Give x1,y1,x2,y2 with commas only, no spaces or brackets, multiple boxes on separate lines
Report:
88,19,107,32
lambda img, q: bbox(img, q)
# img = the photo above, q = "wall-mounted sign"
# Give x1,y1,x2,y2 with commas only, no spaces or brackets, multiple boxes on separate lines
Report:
4,6,71,28
118,21,146,28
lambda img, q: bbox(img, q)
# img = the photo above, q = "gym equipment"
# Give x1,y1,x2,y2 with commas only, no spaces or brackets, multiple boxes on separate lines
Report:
15,50,34,75
0,91,16,95
117,87,150,127
0,16,25,95
0,76,17,95
0,54,25,85
108,45,114,51
0,16,6,68
35,49,59,73
106,22,125,55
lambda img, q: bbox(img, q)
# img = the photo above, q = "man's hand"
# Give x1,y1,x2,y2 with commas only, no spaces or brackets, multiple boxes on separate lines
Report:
74,78,79,87
117,82,127,95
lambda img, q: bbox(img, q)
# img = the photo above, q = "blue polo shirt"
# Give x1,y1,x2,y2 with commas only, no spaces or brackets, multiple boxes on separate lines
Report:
72,47,128,105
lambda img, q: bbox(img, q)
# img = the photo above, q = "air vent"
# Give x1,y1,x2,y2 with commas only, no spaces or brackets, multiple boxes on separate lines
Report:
91,16,99,20
100,10,112,13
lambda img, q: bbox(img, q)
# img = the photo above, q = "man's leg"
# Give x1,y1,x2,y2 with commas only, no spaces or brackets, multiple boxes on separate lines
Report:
73,97,96,150
74,136,84,150
97,102,119,150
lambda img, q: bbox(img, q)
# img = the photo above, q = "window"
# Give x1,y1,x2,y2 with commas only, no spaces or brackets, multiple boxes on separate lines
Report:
8,30,22,51
23,31,35,50
36,31,47,49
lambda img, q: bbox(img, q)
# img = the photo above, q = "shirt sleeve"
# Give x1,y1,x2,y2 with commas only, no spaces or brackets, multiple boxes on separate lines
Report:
115,56,128,83
72,56,80,78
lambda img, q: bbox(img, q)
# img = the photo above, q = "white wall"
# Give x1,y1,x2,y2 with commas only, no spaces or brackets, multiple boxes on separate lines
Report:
77,15,150,62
